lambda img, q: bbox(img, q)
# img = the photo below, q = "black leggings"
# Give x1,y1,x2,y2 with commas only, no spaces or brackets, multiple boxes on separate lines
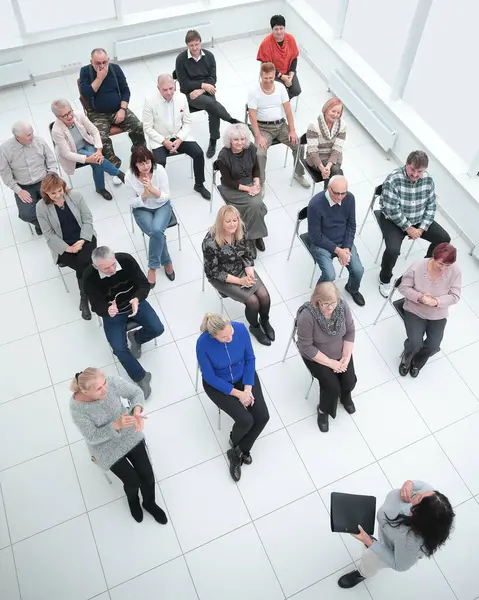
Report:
245,286,271,326
109,440,155,506
58,236,97,290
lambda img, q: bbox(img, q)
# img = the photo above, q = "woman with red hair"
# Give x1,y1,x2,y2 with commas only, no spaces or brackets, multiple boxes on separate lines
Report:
398,243,461,377
306,97,346,188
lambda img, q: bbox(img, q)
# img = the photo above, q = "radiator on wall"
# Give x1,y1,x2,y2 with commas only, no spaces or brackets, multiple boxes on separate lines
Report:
114,22,213,62
329,69,396,153
0,59,31,88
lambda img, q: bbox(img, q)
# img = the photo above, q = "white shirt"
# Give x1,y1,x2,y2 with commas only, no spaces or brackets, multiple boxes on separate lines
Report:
187,49,205,62
125,166,170,210
247,82,289,122
158,95,175,136
326,189,342,207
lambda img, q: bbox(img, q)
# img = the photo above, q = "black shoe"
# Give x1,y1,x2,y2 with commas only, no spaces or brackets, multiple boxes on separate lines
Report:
260,317,275,342
255,238,265,252
143,502,168,524
228,436,253,465
96,188,113,201
127,495,143,523
117,170,125,184
345,284,365,307
128,330,141,359
317,412,329,432
165,265,176,281
206,139,217,159
79,292,92,321
230,118,242,124
194,183,211,200
399,352,412,377
341,396,356,414
338,570,365,589
410,363,420,378
249,324,271,346
35,225,43,235
226,447,242,482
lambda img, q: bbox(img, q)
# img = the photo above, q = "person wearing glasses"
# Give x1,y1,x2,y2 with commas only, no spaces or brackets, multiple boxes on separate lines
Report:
307,175,365,306
296,282,357,433
50,99,125,201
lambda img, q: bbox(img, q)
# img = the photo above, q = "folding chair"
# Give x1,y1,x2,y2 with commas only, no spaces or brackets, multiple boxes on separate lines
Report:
209,159,225,213
282,318,314,399
129,207,182,253
49,121,89,187
244,104,289,168
289,132,325,198
373,276,405,325
172,69,207,119
201,269,226,313
195,361,222,430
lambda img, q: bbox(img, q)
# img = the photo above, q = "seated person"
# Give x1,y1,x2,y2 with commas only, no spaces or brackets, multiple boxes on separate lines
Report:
175,29,240,159
143,74,210,200
398,243,461,378
306,97,346,188
248,62,308,187
202,205,275,346
307,175,365,306
217,123,268,253
196,313,270,482
125,147,175,288
257,14,301,100
51,98,124,201
79,48,145,170
70,368,167,524
82,246,164,398
36,173,96,321
379,150,450,297
0,121,58,235
296,282,357,433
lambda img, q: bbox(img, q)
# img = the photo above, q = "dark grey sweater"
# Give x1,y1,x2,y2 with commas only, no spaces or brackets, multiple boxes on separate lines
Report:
175,49,217,94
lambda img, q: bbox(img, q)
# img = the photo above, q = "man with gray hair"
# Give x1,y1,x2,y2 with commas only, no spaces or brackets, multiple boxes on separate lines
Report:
82,246,164,398
0,122,57,234
143,74,210,199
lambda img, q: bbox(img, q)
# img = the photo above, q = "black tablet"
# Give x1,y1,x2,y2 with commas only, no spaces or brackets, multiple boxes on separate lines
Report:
330,492,376,535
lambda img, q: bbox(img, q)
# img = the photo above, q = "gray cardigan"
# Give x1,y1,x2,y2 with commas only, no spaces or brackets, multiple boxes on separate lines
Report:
36,189,96,264
70,375,145,470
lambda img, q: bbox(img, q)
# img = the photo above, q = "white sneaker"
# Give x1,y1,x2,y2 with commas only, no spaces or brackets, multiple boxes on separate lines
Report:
294,173,311,188
112,176,122,186
378,277,392,298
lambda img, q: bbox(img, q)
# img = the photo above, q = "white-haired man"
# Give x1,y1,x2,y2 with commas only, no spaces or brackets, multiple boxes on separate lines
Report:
0,121,58,234
143,74,210,199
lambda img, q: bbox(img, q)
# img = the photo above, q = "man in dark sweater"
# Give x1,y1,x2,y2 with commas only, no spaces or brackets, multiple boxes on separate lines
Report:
79,48,145,168
175,30,241,158
83,246,164,398
307,175,365,306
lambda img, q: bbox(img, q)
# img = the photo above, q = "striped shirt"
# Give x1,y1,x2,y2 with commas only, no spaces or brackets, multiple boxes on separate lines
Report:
306,115,346,167
380,167,436,231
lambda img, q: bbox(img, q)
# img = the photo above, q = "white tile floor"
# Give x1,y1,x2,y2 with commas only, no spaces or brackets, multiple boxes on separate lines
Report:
0,38,479,600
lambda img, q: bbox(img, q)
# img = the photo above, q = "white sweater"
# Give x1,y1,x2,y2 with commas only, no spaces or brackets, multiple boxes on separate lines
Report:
125,165,170,210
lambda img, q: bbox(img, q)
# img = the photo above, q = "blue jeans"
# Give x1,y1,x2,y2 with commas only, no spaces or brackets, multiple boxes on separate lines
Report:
77,144,119,190
102,300,164,382
311,243,364,293
133,203,172,269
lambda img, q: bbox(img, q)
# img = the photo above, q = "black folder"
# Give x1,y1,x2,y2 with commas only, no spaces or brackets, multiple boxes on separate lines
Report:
330,492,376,535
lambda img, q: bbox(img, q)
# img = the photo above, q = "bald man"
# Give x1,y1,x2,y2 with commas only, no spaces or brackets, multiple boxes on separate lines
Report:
142,74,210,200
307,175,365,306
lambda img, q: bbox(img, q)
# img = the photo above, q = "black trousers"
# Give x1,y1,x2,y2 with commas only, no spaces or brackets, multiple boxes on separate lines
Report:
302,356,357,418
110,440,155,505
276,74,301,100
203,372,270,453
187,93,234,140
58,237,97,288
15,181,42,226
403,310,447,370
379,214,450,284
153,142,205,184
307,160,343,189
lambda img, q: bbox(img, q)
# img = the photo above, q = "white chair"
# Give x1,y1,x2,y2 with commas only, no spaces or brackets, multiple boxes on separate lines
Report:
130,206,182,253
282,318,315,399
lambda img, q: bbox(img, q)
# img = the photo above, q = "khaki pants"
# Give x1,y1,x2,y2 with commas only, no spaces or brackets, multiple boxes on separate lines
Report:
358,547,389,578
256,120,304,183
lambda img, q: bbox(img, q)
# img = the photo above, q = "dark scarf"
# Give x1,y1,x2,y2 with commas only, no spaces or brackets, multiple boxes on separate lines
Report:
296,299,345,336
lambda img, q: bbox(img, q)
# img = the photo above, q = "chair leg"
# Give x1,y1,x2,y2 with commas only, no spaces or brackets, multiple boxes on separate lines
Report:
309,261,316,288
339,265,344,278
220,294,224,313
358,211,369,236
103,471,113,485
375,239,384,263
282,324,295,362
373,297,389,325
142,233,148,256
305,376,314,399
130,210,135,234
190,157,193,179
217,406,221,430
57,266,69,293
28,222,35,236
283,146,289,168
202,268,206,292
177,223,182,251
287,224,299,260
294,95,299,114
195,362,200,391
405,238,415,259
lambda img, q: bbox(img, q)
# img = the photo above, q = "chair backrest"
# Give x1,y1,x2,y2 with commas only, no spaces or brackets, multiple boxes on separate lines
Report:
368,183,384,213
244,103,249,124
298,205,308,222
77,78,89,113
299,132,307,145
172,69,177,80
212,159,220,172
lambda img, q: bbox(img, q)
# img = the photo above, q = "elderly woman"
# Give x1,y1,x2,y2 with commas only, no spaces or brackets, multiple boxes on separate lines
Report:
398,242,461,377
217,123,268,252
338,480,454,588
296,282,357,432
50,99,124,200
306,97,346,188
202,205,274,346
70,368,167,525
36,173,96,321
125,147,175,288
197,313,269,482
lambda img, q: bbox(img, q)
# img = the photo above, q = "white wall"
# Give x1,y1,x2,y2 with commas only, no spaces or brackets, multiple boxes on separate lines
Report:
304,0,340,30
0,0,21,45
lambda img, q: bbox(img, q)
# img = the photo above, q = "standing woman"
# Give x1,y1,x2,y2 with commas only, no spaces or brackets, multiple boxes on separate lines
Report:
36,173,96,320
125,147,175,288
338,480,454,588
305,97,346,188
296,282,357,432
217,123,268,253
398,242,461,378
197,313,270,482
70,368,167,525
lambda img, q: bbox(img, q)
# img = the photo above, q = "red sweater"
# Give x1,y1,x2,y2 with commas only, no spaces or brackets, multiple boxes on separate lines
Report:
257,32,299,74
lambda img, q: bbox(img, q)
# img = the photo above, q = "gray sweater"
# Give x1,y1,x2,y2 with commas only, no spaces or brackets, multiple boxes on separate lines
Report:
370,480,434,571
70,375,145,470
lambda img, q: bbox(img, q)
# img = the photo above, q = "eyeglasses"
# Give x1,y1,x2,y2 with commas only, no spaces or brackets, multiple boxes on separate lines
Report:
330,189,347,197
320,301,337,309
59,110,73,119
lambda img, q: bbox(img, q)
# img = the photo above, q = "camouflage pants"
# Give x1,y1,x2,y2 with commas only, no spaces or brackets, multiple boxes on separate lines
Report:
87,108,145,168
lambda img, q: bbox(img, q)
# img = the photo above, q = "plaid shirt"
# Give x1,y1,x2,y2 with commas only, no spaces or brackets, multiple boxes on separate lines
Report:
379,167,436,231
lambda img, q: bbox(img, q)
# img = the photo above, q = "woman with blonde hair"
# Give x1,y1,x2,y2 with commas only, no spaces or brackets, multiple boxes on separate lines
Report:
70,367,167,525
306,97,346,188
196,313,269,482
296,282,357,432
202,205,274,346
217,123,268,252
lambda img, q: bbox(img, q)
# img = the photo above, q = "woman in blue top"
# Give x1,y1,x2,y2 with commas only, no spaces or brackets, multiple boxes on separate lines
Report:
196,313,270,482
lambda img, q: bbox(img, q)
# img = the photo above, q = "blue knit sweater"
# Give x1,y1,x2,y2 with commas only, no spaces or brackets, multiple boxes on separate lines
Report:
307,190,356,253
196,322,255,395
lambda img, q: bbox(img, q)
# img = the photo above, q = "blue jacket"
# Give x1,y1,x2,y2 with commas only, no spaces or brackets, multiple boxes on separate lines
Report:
79,63,130,113
196,322,255,395
307,190,356,253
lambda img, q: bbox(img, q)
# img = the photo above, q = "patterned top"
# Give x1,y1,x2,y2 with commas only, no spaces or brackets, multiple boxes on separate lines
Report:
306,115,346,167
380,167,436,231
202,230,254,282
